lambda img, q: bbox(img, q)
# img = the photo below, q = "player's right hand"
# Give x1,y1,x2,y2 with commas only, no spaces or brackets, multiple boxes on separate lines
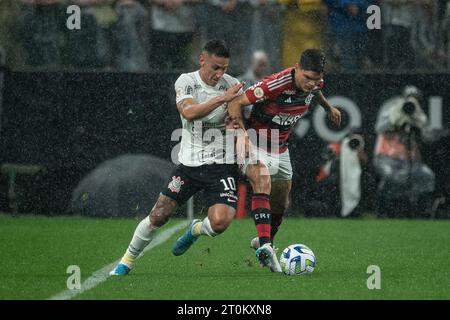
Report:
223,83,244,102
328,106,342,127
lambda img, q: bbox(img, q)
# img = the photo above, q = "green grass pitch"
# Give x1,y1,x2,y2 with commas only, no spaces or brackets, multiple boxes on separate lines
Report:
0,214,449,300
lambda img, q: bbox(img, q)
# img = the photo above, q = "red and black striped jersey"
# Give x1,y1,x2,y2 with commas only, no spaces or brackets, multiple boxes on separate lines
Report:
245,68,323,153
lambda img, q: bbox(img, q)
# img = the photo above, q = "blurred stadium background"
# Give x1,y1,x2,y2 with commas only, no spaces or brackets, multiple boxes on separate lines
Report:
0,0,449,300
0,0,449,218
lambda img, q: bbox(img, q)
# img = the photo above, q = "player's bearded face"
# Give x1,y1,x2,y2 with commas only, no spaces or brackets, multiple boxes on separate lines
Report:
199,53,229,86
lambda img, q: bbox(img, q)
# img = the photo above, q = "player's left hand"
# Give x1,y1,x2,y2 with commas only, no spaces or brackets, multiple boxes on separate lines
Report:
328,107,341,126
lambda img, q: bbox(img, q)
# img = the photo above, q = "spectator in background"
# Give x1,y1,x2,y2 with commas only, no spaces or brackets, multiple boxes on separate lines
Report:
365,0,383,70
374,85,435,217
247,0,285,72
238,50,270,119
446,1,450,68
323,0,369,72
436,0,450,69
0,0,23,68
67,0,117,69
381,0,416,70
114,0,150,72
410,0,440,69
0,47,4,67
202,0,252,73
17,0,65,68
238,50,269,89
149,0,196,71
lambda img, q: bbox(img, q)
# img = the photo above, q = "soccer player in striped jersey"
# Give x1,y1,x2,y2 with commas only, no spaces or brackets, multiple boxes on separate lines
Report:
228,49,341,272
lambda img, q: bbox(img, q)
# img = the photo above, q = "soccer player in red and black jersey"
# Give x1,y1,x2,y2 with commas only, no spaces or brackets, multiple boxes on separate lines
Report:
228,49,341,272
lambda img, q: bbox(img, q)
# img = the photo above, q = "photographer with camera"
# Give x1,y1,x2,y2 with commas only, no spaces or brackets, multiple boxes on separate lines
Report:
374,85,435,217
305,128,370,218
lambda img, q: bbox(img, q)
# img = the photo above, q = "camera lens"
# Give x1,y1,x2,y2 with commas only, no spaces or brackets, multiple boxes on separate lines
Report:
347,134,364,150
402,102,415,115
349,138,360,150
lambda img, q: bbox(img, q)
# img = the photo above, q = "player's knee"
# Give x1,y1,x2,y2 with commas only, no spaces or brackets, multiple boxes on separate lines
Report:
209,216,231,235
254,173,271,194
247,167,271,194
209,220,229,234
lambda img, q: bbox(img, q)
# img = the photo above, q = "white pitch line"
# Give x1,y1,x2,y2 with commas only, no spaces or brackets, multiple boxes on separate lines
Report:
48,220,189,300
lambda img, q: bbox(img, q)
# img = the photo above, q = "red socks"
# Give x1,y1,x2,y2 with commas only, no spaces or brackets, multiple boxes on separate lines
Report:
251,193,271,246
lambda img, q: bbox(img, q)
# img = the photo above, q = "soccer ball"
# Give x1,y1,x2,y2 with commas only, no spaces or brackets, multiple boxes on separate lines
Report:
279,244,316,276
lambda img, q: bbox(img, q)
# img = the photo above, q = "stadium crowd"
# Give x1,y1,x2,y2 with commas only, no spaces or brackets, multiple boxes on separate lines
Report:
0,0,449,73
1,0,449,219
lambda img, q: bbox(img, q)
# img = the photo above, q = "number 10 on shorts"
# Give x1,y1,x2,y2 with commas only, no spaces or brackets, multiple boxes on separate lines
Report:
220,177,236,191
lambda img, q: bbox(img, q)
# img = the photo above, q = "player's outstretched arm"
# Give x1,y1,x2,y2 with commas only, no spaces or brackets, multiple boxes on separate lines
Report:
227,92,251,131
177,83,242,121
316,91,341,126
228,93,253,160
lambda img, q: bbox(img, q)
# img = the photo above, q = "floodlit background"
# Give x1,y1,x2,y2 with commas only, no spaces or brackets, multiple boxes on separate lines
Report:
0,0,449,300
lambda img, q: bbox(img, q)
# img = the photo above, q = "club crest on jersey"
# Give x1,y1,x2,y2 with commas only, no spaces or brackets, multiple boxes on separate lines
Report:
168,176,184,193
253,87,264,98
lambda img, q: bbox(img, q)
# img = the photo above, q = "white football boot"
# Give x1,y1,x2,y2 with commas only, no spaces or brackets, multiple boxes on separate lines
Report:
250,237,279,252
254,242,282,273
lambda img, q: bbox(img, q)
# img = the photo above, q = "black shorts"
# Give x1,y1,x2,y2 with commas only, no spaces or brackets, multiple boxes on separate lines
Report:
161,164,239,210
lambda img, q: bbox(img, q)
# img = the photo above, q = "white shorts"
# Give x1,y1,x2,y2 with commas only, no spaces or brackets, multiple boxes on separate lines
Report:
240,146,293,181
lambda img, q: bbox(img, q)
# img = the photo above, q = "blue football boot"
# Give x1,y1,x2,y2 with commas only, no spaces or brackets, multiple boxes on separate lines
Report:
172,219,201,256
109,262,131,276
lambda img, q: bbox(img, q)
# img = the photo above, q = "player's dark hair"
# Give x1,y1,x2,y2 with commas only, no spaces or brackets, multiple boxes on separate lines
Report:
202,39,230,58
300,49,325,73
